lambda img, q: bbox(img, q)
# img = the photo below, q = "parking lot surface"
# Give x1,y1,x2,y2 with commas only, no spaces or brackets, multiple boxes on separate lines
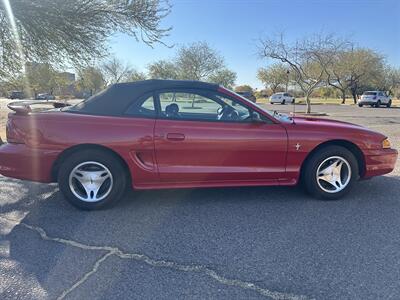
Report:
0,104,399,299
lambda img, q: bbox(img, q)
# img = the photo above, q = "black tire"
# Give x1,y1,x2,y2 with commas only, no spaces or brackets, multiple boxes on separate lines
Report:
387,100,392,108
375,100,381,108
281,100,285,105
302,146,359,200
292,98,295,104
58,149,128,210
358,103,363,107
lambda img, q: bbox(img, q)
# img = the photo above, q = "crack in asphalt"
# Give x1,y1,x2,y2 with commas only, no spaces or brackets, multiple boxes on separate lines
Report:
57,251,114,300
0,215,312,300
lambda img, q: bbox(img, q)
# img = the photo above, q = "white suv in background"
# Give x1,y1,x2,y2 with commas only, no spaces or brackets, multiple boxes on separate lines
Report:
358,91,392,108
270,92,295,104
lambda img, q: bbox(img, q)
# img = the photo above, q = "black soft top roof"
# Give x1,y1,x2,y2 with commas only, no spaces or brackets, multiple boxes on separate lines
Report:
68,79,220,116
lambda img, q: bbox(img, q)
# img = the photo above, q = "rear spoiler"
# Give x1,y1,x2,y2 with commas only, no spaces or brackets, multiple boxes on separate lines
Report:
7,101,71,115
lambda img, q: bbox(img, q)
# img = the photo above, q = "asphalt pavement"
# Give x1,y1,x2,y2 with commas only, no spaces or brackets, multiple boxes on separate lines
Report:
1,104,399,300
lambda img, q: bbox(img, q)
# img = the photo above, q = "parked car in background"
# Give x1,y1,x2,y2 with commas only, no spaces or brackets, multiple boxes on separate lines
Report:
0,80,397,210
358,91,391,108
236,91,256,103
9,91,24,100
270,92,295,104
36,93,56,101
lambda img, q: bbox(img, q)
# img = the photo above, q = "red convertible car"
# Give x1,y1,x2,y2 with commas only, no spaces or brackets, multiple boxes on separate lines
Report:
0,80,397,210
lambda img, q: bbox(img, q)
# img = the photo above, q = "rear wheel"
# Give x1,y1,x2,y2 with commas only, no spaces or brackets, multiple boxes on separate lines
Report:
281,100,285,105
58,149,128,210
302,146,359,200
358,103,363,107
387,100,392,108
375,100,381,108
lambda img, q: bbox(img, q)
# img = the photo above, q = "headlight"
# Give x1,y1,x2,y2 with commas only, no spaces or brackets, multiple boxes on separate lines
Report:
382,138,391,149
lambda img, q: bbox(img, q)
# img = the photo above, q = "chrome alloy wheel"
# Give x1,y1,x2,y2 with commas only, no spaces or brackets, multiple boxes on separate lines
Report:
316,156,351,193
68,161,113,202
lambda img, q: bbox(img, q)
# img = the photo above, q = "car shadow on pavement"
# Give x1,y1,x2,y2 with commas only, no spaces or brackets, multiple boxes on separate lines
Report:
1,175,400,299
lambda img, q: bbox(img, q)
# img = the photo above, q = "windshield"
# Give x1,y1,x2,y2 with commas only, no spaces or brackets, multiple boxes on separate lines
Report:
225,89,272,116
363,92,377,96
224,88,292,121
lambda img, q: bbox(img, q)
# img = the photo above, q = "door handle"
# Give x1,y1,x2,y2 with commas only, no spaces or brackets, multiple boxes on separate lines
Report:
166,133,185,141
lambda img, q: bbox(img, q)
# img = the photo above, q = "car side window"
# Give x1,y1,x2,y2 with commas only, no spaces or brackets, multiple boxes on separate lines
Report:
158,91,252,122
125,95,155,117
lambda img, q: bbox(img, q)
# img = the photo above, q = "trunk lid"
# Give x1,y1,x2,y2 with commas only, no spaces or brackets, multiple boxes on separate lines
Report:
6,101,70,145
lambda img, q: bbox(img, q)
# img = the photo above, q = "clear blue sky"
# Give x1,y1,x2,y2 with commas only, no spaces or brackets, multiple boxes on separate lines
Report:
109,0,400,89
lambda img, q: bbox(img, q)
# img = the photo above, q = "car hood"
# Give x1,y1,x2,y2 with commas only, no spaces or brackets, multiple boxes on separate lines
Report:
292,116,362,128
279,115,387,150
288,116,385,137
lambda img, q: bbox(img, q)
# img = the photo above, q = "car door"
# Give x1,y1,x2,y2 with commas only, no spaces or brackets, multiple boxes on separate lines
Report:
378,92,383,103
378,92,386,104
283,93,288,102
382,92,389,104
123,93,159,185
154,89,288,183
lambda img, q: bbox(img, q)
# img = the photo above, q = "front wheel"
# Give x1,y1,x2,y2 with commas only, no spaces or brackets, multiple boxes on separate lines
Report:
302,146,359,200
387,100,392,108
375,100,381,108
358,103,363,107
281,100,285,105
58,149,128,210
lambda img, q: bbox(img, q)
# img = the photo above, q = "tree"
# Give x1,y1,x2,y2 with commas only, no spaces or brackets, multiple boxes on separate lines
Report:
260,33,346,113
25,62,59,97
0,0,171,80
76,66,105,96
102,57,148,84
0,74,25,96
176,41,224,80
102,57,133,85
235,85,253,93
147,41,237,87
147,60,179,79
381,67,400,96
208,69,237,89
318,87,337,99
257,63,289,93
325,50,351,103
52,72,72,96
326,48,385,103
127,70,147,82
